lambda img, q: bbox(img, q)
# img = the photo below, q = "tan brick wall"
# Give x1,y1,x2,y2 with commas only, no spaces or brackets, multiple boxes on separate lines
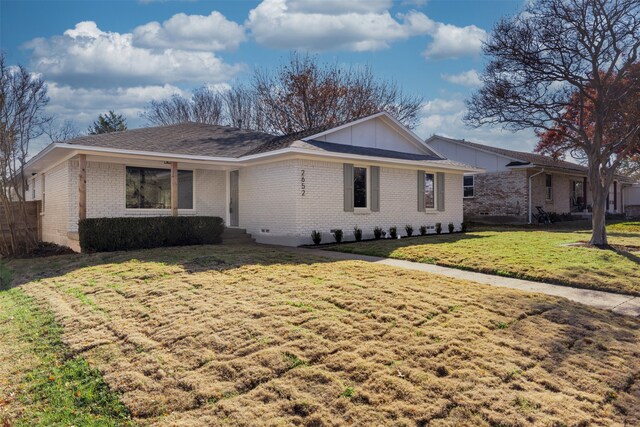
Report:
463,170,528,220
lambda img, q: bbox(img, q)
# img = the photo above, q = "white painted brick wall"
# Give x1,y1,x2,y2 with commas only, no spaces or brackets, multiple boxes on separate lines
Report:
40,162,69,246
66,160,227,233
241,159,464,246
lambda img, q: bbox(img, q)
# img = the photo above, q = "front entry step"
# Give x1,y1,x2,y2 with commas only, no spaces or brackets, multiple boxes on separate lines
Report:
221,228,255,244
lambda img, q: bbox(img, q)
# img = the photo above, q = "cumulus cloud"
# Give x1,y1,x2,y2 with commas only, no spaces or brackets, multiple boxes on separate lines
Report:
441,69,482,87
132,11,246,51
24,21,244,88
246,0,486,58
415,97,537,151
422,23,487,59
246,0,436,51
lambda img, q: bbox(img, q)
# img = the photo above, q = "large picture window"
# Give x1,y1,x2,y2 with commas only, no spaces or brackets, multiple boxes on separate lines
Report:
126,167,193,209
463,175,474,198
353,166,368,208
424,173,435,209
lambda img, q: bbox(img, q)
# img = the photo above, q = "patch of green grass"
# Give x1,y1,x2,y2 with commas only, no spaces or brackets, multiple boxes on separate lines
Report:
341,386,356,398
330,223,640,295
0,260,12,290
284,352,307,369
0,288,133,426
284,300,316,311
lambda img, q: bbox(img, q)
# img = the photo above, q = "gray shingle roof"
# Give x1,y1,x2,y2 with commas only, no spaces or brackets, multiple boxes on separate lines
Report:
63,122,276,158
434,136,589,173
291,140,443,161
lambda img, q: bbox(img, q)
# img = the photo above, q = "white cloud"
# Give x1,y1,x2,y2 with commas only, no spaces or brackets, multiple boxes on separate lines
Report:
24,21,244,88
441,69,482,87
422,23,487,59
132,11,246,51
246,0,436,51
415,97,538,152
246,0,486,57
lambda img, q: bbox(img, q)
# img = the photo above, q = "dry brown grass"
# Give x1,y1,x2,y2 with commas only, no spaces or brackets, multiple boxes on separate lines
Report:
7,244,640,426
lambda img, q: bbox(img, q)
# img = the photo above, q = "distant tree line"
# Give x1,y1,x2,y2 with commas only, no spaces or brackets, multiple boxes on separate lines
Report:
141,53,423,134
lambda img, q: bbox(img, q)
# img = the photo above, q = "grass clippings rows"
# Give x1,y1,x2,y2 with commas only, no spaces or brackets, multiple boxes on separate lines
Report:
5,244,640,426
0,287,133,426
330,223,640,296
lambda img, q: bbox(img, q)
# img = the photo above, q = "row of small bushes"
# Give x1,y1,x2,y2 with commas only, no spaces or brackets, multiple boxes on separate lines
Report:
311,222,467,245
79,216,224,252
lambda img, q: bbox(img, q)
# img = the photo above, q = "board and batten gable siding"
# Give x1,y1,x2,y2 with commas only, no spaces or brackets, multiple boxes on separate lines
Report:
427,137,512,172
40,161,70,246
315,117,430,155
66,160,227,233
292,159,463,245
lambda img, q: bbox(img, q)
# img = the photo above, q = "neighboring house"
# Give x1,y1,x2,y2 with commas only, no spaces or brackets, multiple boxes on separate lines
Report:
24,112,480,251
425,135,634,223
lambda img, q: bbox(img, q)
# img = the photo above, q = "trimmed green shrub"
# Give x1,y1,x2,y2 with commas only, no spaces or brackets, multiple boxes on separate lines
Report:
405,225,414,237
448,222,455,233
353,226,363,242
79,216,224,252
333,229,343,243
419,225,427,236
461,222,468,232
389,226,398,239
373,226,383,240
311,230,322,245
435,223,442,235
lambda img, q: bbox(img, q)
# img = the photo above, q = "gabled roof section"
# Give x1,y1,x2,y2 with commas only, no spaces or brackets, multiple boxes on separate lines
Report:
245,111,440,158
63,122,276,158
426,135,588,174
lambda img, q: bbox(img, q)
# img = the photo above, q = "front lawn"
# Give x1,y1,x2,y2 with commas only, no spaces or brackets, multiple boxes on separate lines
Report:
4,244,640,426
331,222,640,296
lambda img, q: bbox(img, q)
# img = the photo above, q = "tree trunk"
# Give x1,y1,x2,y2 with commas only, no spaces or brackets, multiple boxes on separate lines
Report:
589,179,608,247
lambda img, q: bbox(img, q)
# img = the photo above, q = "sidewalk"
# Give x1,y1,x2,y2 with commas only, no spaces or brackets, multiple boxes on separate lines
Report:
298,248,640,317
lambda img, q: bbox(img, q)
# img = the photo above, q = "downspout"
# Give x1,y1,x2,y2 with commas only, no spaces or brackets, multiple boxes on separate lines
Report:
528,168,545,224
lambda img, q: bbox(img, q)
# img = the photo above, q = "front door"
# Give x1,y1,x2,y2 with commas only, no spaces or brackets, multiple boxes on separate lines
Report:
229,170,239,227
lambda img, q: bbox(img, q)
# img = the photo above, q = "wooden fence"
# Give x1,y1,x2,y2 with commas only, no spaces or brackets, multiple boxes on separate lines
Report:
0,201,41,252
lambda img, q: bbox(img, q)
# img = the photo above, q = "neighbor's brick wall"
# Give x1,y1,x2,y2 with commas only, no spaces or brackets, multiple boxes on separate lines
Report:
463,170,528,221
40,161,69,246
65,160,227,233
293,160,463,245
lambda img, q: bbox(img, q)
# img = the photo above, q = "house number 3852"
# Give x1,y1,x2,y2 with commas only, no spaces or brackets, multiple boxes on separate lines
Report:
301,169,306,196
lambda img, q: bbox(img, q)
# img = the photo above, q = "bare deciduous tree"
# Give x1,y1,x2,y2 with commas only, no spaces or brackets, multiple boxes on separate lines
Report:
254,53,422,134
45,118,82,142
465,0,640,246
0,54,49,255
221,85,263,130
142,87,225,126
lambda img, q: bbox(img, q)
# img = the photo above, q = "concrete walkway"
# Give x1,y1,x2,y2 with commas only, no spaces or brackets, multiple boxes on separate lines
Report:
298,248,640,317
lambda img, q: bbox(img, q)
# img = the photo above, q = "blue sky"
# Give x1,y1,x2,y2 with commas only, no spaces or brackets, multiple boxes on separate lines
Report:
1,0,536,154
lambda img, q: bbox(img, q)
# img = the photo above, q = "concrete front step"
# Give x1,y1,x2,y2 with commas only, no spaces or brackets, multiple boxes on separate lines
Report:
222,228,255,243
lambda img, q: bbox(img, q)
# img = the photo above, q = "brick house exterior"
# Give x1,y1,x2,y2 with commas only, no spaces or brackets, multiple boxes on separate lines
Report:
425,136,634,223
24,112,479,250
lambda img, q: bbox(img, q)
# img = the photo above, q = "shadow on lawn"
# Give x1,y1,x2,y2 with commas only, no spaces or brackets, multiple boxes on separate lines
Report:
1,243,334,290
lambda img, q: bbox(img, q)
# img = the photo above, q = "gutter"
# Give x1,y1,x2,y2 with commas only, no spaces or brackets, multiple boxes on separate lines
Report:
528,168,545,224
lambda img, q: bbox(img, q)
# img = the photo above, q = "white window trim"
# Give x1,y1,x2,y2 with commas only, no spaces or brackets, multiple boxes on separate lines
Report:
463,175,474,199
123,165,197,213
424,171,437,211
353,165,370,212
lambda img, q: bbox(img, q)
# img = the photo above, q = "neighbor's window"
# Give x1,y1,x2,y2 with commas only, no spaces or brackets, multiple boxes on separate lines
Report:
545,174,553,201
353,166,368,208
126,166,193,209
425,173,435,209
463,175,474,198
